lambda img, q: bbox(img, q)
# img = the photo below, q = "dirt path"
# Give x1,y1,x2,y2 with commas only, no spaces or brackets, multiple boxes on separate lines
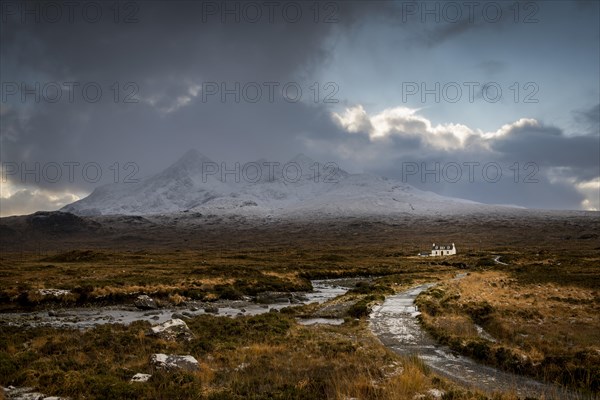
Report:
493,255,509,266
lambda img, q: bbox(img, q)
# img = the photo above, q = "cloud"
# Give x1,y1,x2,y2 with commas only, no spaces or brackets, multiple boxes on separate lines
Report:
478,60,507,76
574,103,600,135
1,1,381,195
576,178,600,211
1,1,597,214
327,105,599,210
331,105,535,151
0,186,81,217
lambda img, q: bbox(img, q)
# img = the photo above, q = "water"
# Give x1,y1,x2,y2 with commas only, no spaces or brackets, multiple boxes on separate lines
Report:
369,284,593,400
0,279,351,329
2,278,593,398
297,317,345,326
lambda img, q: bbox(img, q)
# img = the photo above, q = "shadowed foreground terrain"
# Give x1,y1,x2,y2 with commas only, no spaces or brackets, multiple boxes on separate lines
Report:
0,210,598,399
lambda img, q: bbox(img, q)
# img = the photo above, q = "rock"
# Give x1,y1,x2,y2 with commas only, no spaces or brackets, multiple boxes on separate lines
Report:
314,300,354,318
2,385,70,399
182,311,194,318
291,293,308,303
38,289,71,297
171,312,186,320
147,319,194,342
46,311,72,318
134,295,158,310
130,373,152,383
427,389,445,399
234,362,249,371
269,308,279,313
190,306,199,312
256,292,291,304
150,354,199,372
204,306,219,314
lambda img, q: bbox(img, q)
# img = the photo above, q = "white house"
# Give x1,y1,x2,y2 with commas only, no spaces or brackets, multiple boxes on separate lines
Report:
430,243,456,256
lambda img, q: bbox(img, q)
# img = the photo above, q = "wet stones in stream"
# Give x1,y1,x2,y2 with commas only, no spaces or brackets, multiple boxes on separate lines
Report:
2,385,69,400
313,300,354,318
134,295,158,310
255,292,308,304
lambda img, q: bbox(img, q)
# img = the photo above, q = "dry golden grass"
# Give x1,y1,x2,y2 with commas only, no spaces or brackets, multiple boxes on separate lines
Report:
1,212,598,397
416,266,600,393
456,271,600,351
0,313,493,399
0,246,460,312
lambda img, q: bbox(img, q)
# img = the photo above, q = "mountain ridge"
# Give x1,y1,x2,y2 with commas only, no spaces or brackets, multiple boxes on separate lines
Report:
61,150,504,216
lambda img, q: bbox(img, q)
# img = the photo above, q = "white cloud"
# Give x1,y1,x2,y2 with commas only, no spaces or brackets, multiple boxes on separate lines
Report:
331,105,540,151
576,178,600,211
546,172,599,211
326,105,599,210
0,179,83,217
141,82,202,115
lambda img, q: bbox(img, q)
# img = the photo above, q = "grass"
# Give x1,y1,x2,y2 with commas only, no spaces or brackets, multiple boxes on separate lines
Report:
0,313,492,400
0,248,458,312
415,251,600,394
0,212,598,397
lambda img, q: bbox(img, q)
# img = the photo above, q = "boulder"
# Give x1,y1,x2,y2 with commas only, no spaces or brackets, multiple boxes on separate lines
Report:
150,354,199,372
256,292,291,304
130,373,152,383
290,293,309,304
147,319,194,342
2,385,70,399
204,306,219,314
134,295,158,310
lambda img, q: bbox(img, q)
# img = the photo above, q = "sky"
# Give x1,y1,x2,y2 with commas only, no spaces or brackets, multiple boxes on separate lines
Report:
1,0,599,216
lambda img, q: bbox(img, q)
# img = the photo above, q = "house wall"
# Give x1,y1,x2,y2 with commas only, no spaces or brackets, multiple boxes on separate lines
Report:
430,246,456,256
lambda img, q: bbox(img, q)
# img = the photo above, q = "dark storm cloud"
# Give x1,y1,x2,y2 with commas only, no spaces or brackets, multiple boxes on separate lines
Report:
490,123,600,180
574,103,600,135
2,0,383,193
1,0,598,214
405,0,542,47
478,60,507,77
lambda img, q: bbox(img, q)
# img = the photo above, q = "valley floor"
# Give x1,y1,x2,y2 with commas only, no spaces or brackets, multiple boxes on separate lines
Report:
0,211,598,399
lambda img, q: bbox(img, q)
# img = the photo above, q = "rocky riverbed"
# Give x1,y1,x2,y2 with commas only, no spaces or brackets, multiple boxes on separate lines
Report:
0,280,350,329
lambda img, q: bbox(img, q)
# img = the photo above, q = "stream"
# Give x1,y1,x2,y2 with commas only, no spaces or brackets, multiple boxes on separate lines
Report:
369,283,592,399
1,278,594,399
0,280,349,329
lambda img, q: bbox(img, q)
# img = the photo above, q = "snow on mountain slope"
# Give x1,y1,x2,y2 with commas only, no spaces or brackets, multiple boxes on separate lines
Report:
61,150,497,216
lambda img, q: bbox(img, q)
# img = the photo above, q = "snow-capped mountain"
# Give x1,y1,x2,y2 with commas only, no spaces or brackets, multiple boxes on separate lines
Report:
61,150,493,216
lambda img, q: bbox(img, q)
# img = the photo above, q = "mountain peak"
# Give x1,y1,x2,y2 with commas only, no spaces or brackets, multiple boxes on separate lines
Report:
177,149,210,163
61,150,490,216
289,153,316,166
170,149,213,168
156,149,215,182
